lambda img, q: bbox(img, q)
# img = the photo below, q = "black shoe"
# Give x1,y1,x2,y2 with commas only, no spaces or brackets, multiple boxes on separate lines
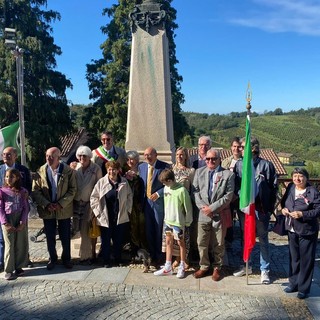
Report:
63,261,73,269
14,268,25,277
297,292,307,299
47,261,55,270
284,286,297,293
5,272,17,280
27,260,34,268
114,259,124,267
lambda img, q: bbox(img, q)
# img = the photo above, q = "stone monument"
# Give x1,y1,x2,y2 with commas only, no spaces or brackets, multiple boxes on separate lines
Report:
125,0,175,162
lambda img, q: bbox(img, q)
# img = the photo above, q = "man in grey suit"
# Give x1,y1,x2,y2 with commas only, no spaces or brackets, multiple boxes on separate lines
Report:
192,148,234,281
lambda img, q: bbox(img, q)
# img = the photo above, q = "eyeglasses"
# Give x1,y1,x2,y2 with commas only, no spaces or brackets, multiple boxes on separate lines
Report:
206,157,218,162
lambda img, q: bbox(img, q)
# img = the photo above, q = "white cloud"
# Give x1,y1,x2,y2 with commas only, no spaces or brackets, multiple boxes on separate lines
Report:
229,0,320,36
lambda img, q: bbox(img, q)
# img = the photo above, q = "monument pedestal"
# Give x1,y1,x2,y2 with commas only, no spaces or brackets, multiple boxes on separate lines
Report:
125,2,175,163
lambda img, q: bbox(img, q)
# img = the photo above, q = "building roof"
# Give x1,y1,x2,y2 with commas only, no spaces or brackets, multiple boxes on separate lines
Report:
60,128,89,159
199,148,287,176
277,152,294,158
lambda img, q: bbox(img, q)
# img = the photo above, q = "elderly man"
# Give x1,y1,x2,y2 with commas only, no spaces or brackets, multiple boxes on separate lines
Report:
193,148,234,281
189,135,212,262
233,137,277,284
32,147,77,270
191,135,212,169
0,147,32,272
92,131,126,175
139,147,170,265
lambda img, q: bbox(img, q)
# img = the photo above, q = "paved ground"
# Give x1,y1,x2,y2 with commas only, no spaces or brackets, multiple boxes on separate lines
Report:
0,218,320,320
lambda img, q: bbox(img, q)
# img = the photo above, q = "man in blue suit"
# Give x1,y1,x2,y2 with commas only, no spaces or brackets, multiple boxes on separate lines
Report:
139,147,170,265
0,147,32,272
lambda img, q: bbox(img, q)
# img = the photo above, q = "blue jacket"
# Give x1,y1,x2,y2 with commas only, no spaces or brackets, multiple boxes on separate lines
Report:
138,159,170,203
234,157,278,215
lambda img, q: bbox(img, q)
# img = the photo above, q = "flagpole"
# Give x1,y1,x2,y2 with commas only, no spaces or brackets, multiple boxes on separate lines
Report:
240,82,256,285
246,84,251,286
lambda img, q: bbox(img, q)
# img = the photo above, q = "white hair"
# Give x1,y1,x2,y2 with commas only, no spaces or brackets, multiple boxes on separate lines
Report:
76,145,92,159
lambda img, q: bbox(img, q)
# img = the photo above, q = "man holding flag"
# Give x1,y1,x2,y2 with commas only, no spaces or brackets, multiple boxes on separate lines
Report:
233,123,277,284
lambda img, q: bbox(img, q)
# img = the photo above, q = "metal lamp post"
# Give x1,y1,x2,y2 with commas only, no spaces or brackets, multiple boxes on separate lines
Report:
4,28,26,165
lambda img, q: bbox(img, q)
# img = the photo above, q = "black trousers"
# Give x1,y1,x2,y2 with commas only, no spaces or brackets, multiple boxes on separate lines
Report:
43,218,71,263
288,231,318,294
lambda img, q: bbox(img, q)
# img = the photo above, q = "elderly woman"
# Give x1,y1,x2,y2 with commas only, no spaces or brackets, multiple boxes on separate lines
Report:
281,168,320,299
73,146,102,264
124,151,147,256
90,161,133,267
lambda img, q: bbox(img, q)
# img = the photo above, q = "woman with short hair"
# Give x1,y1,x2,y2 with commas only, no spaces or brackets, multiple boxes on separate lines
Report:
73,146,102,264
281,167,320,299
90,161,133,267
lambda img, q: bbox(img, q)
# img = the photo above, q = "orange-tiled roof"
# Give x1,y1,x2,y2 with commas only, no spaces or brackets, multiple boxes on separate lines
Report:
60,128,88,157
190,148,287,176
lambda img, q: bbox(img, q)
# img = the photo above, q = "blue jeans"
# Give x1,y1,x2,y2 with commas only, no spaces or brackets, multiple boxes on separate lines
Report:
238,211,270,271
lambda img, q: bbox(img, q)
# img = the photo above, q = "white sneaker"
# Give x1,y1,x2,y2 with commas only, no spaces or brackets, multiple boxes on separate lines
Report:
154,267,173,276
261,270,270,284
233,266,252,277
176,265,185,279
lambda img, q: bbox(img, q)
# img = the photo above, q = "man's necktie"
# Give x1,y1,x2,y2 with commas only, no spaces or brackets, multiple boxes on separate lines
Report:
147,166,154,198
208,170,214,200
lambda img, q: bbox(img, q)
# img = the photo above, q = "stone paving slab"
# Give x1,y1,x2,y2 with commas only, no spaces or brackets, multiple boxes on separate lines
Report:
1,218,315,319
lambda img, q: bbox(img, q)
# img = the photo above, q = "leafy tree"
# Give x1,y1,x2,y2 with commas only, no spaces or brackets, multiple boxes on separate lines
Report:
0,0,72,170
84,0,189,148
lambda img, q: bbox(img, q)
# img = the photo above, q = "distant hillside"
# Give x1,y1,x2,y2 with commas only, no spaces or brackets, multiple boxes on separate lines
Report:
182,108,320,162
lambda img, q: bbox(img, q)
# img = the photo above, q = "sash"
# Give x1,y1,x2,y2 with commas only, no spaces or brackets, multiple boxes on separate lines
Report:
95,146,116,162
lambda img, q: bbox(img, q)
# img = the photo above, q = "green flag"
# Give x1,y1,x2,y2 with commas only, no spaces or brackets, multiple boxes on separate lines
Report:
0,121,20,160
240,115,256,262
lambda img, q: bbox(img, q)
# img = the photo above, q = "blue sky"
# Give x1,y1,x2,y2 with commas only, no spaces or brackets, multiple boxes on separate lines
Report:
48,0,320,115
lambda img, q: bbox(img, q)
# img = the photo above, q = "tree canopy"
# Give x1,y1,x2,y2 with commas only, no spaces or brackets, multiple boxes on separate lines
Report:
0,0,72,170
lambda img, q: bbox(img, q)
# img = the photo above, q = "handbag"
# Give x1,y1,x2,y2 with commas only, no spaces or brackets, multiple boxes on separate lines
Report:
273,214,288,236
88,216,101,238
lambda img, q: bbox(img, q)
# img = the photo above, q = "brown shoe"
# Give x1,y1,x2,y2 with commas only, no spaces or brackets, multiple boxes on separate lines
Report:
193,269,209,279
212,267,221,281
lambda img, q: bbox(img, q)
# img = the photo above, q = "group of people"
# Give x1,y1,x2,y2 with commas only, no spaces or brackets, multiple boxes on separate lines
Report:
0,131,319,300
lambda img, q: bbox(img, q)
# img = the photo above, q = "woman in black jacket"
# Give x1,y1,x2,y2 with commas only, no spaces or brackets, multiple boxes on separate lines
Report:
281,167,320,299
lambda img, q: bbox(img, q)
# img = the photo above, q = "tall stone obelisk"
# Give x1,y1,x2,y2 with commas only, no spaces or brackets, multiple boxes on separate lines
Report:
125,0,175,162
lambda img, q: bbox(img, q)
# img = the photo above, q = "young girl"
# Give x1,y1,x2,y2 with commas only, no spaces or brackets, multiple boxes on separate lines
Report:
0,168,29,280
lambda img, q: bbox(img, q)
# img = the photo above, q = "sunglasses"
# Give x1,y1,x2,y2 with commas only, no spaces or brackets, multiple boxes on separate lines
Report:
101,138,111,142
206,157,218,162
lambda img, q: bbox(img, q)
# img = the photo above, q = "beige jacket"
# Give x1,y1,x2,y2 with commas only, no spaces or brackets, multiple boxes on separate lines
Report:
32,162,77,220
90,175,133,227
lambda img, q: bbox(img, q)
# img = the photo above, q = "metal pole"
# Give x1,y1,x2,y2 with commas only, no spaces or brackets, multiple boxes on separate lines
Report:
15,47,26,165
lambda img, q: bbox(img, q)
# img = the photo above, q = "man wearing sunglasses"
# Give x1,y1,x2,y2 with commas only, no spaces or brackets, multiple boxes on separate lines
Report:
92,131,127,176
192,148,234,281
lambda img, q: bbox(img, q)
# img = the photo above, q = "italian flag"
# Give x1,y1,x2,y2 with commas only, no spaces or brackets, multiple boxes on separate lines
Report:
240,115,256,262
0,121,20,160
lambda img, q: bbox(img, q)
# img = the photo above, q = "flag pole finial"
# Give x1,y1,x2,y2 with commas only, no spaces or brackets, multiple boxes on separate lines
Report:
246,82,252,114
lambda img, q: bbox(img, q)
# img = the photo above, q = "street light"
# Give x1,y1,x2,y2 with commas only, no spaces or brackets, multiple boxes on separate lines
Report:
4,27,26,166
